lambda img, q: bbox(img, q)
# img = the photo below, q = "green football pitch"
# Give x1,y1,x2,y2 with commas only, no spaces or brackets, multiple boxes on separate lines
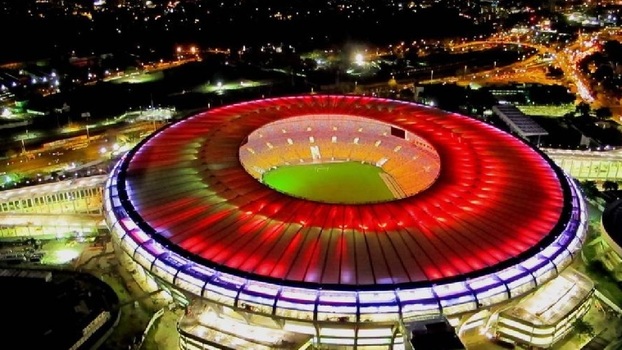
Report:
262,161,395,204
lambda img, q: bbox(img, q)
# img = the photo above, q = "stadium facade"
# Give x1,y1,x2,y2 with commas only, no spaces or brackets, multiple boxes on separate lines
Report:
103,95,588,349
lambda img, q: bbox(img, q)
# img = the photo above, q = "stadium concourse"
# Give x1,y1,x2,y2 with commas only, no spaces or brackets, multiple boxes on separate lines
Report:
103,95,588,349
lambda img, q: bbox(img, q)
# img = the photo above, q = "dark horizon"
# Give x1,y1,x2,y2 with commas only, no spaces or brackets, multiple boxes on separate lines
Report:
0,3,489,64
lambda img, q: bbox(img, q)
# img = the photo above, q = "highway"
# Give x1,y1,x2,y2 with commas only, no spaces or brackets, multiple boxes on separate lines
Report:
409,31,622,181
435,32,603,105
0,120,158,179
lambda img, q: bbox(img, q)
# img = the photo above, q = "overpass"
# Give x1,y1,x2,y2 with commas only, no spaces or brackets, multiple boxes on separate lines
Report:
449,40,551,54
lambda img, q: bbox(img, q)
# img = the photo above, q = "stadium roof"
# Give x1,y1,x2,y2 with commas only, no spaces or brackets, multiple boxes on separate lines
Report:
114,95,571,290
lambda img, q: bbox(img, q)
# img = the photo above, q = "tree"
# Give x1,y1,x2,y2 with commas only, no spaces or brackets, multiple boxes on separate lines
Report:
603,180,619,191
595,107,613,120
576,102,591,117
603,40,622,62
580,180,599,198
573,318,595,338
546,66,564,78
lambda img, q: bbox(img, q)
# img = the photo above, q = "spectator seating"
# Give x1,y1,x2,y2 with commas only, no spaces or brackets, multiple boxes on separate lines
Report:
239,114,441,197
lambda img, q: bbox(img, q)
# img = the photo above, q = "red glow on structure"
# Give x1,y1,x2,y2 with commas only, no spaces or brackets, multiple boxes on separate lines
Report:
123,95,566,287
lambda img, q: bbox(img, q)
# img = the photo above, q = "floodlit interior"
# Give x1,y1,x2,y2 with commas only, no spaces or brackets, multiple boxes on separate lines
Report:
239,114,441,202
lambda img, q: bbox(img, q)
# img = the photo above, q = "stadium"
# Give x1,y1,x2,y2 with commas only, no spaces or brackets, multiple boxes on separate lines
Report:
103,95,588,349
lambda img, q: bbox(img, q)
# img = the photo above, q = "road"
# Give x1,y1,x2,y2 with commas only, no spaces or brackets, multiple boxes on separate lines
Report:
0,120,158,178
426,29,622,121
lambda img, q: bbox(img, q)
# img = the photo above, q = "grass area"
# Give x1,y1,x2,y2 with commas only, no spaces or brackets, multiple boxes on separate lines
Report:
192,80,267,94
578,237,622,308
262,161,394,204
109,71,165,84
585,261,622,308
516,104,574,117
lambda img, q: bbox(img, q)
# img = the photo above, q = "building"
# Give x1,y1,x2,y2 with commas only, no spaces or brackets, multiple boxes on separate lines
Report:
493,269,594,348
492,104,548,144
1,268,120,349
0,175,106,239
103,94,587,349
407,316,465,349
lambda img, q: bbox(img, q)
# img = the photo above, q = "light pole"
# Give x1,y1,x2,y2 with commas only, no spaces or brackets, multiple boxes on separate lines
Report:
21,129,28,154
430,69,434,81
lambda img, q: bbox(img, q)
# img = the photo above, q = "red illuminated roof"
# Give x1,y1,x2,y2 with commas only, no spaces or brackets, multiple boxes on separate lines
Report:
119,95,567,288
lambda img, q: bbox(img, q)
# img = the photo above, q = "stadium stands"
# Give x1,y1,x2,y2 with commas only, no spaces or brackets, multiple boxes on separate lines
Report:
239,115,441,198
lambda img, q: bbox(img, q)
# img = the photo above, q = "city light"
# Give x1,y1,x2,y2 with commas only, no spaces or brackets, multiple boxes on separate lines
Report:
54,248,81,264
354,53,364,66
3,3,622,350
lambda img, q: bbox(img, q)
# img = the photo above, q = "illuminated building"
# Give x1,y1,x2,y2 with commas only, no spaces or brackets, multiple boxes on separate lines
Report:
0,176,106,239
103,95,587,349
493,269,593,348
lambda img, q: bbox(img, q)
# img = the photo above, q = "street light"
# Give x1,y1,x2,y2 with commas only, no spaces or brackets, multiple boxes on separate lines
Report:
430,69,434,81
20,129,30,154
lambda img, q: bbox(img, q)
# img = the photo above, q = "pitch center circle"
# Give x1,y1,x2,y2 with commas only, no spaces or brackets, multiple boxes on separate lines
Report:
238,115,441,204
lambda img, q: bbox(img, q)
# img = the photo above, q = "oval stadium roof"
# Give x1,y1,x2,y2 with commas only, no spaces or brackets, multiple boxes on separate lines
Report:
112,95,574,290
